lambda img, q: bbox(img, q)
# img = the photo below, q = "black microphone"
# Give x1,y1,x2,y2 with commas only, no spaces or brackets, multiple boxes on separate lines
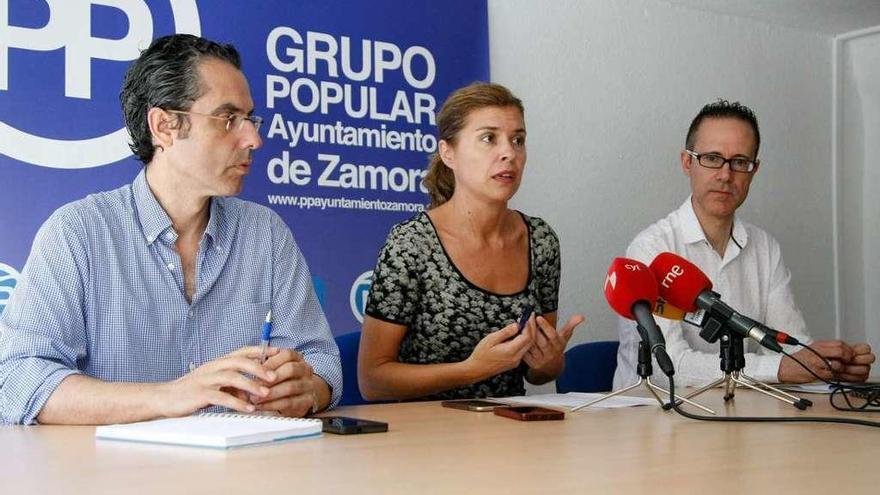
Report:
649,252,784,353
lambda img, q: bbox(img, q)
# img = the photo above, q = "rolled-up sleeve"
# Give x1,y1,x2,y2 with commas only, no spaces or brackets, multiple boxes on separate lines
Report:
268,212,342,408
0,209,88,424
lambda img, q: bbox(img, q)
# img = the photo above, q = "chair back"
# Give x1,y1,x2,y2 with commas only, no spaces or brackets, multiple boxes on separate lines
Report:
555,341,620,393
335,331,369,406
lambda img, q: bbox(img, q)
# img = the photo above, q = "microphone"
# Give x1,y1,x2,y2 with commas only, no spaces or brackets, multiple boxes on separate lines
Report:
604,257,675,376
648,252,786,353
654,296,799,345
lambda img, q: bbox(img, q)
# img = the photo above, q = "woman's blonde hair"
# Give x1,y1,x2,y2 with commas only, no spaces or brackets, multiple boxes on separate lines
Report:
423,82,524,208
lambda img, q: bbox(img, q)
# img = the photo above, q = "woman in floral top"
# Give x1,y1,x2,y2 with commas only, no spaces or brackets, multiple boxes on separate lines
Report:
358,83,585,401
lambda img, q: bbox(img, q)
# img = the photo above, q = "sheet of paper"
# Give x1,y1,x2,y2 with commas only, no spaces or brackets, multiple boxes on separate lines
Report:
499,392,658,410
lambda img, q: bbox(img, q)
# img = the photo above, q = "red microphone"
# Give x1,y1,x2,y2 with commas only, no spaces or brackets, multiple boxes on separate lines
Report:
648,253,789,352
604,258,674,376
648,252,711,312
604,257,657,318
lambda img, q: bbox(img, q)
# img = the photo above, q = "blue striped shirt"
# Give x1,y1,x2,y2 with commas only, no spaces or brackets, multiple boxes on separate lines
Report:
0,170,341,424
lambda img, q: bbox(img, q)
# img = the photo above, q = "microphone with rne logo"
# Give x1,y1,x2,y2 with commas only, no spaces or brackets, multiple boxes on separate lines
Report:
604,258,675,376
647,252,792,352
655,294,799,346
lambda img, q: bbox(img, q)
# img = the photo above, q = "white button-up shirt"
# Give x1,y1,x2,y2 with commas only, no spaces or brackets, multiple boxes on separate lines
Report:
612,197,810,389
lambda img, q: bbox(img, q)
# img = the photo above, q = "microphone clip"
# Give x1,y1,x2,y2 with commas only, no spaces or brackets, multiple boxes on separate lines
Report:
697,312,726,344
689,290,733,344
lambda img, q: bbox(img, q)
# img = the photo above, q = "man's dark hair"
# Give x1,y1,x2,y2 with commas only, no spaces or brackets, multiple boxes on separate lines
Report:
120,34,241,164
685,99,761,157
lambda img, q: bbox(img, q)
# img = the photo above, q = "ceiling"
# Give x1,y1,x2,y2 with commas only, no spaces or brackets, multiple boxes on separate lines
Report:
662,0,880,36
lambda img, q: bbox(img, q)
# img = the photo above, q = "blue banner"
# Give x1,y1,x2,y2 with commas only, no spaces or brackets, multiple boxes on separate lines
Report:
0,0,489,333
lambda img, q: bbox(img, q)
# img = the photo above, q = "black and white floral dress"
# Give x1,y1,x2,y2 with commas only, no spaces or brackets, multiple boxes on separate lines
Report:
364,211,561,400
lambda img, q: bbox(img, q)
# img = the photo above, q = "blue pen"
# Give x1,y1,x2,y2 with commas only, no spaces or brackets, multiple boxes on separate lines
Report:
259,310,273,364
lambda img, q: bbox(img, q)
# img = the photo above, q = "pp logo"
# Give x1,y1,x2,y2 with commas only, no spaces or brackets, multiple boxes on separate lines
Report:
349,271,373,324
0,262,21,316
0,0,201,169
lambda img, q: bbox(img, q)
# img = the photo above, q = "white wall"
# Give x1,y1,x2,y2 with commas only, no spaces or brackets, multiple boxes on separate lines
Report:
839,31,880,351
487,0,835,353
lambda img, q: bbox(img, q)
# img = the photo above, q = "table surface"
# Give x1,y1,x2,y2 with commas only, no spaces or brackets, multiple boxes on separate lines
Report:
2,389,878,494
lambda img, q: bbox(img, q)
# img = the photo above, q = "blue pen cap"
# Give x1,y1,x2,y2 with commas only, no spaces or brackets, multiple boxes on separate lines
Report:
261,310,273,341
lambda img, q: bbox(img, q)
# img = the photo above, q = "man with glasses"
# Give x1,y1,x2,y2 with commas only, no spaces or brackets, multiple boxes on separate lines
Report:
612,100,874,390
0,35,342,424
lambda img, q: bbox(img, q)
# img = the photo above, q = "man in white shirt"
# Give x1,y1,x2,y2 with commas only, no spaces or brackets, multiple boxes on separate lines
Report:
612,100,874,389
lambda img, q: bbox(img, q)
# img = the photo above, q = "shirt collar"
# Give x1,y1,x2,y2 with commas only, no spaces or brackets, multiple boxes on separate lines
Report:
678,195,749,249
204,196,226,245
678,196,707,245
133,169,228,247
133,169,173,245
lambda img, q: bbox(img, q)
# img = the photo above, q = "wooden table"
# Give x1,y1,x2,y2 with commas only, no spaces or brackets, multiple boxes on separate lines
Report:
1,389,877,494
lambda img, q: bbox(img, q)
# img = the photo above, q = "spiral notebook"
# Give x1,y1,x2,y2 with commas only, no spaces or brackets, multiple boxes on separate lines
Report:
95,413,323,449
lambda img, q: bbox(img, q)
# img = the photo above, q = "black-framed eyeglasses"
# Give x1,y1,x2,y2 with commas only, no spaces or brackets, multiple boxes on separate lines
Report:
167,109,263,133
685,150,758,173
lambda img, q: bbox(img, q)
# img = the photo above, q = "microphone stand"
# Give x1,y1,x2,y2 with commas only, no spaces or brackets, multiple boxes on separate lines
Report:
684,329,812,410
572,326,714,413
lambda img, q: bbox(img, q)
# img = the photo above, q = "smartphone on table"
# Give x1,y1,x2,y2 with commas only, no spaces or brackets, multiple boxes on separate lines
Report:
441,399,507,412
493,406,564,421
321,416,388,434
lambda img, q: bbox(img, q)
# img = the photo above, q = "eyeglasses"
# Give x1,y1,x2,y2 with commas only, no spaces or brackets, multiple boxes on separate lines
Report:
685,150,758,173
166,109,263,133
